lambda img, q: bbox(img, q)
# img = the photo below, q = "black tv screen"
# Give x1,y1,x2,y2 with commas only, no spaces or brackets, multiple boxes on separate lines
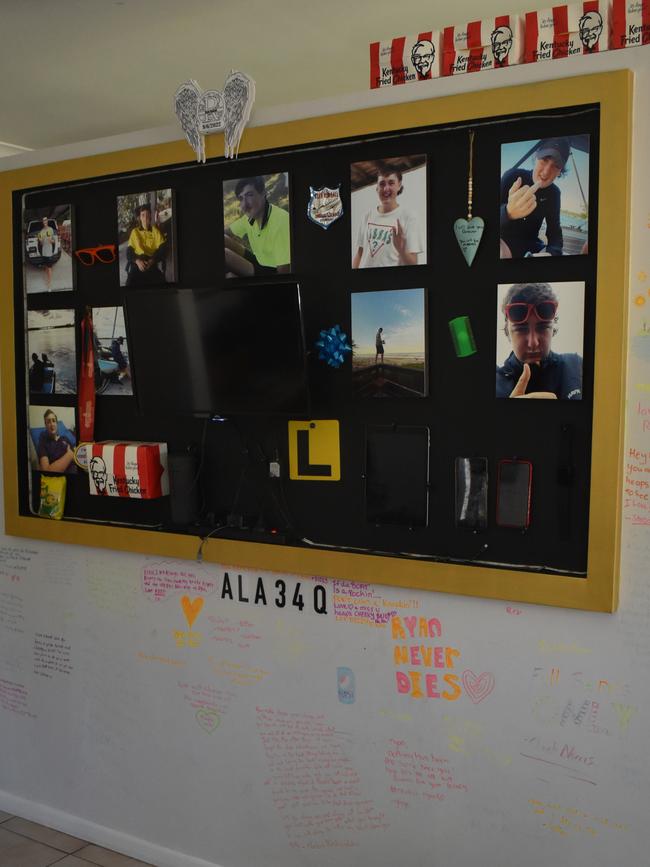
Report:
124,284,310,416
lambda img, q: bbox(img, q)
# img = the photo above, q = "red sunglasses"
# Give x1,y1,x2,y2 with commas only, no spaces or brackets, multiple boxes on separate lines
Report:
505,300,557,324
74,244,116,266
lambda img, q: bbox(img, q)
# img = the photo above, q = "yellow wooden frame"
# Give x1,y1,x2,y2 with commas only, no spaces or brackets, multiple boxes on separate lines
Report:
1,70,631,611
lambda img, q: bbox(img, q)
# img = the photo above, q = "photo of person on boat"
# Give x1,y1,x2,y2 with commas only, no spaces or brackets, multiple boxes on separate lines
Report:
27,309,76,394
91,306,133,395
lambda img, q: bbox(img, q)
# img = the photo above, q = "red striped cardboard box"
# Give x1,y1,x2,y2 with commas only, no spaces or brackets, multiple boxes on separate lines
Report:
441,15,523,76
524,3,609,62
88,442,169,498
369,31,441,89
609,0,650,48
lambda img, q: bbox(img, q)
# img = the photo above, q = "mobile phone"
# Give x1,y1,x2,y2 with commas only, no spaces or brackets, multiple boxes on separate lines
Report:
454,457,488,530
496,459,532,529
364,425,430,528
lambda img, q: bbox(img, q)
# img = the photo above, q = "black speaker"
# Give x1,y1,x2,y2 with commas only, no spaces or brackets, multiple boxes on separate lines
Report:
168,452,200,526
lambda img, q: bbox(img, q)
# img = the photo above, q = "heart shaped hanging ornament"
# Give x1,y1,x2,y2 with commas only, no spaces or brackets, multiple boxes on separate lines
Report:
454,130,484,267
454,216,485,266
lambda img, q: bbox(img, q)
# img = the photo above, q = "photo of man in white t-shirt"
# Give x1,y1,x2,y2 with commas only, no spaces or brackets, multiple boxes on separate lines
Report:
351,157,427,269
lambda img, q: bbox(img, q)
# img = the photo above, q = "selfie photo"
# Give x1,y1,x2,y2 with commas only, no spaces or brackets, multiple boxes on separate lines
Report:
500,135,590,258
495,281,585,400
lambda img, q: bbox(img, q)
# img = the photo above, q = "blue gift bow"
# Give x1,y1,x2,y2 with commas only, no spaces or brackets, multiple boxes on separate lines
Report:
315,325,351,368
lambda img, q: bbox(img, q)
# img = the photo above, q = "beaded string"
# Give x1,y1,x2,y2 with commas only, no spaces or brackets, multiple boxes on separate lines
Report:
467,129,475,221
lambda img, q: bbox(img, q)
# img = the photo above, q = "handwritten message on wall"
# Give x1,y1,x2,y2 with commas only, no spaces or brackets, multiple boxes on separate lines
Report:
528,799,629,837
385,738,467,809
391,615,496,704
142,561,216,601
0,545,35,583
326,578,415,627
0,591,24,633
178,680,236,732
208,615,262,649
0,678,36,718
33,633,73,678
624,446,650,526
392,615,462,700
209,658,270,687
256,706,388,849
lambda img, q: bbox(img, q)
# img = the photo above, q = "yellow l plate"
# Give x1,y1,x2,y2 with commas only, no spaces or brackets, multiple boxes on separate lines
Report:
288,420,340,481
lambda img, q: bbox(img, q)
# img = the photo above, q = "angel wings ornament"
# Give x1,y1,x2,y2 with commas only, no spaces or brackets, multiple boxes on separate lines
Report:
174,80,205,163
223,72,255,158
174,71,256,163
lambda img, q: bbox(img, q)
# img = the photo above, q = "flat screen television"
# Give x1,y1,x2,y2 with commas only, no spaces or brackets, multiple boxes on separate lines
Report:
124,283,310,417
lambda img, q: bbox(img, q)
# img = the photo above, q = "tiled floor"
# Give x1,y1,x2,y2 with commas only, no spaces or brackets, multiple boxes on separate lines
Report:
0,812,155,867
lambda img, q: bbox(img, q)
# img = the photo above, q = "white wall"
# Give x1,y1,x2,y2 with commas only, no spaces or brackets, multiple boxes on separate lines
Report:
1,47,650,867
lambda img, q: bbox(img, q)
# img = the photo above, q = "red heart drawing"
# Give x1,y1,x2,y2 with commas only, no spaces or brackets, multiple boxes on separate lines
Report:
461,670,495,704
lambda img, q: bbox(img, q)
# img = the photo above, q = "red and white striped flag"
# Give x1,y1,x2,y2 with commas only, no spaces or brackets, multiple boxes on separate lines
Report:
524,3,608,62
369,31,440,89
442,15,522,76
610,0,650,49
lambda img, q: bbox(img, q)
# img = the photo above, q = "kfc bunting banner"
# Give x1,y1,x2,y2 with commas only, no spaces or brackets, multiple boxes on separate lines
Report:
369,31,441,89
610,0,650,48
88,442,169,499
524,3,609,61
441,15,523,76
369,4,648,91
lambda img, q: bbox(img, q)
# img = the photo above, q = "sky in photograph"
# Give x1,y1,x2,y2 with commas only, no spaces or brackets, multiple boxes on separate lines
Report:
27,309,75,329
351,287,425,355
92,306,127,340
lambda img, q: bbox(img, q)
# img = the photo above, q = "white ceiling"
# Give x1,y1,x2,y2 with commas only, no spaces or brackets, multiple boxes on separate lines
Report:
2,0,538,152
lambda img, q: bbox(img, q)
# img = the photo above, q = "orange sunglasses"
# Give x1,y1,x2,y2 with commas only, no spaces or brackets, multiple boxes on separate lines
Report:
74,244,116,266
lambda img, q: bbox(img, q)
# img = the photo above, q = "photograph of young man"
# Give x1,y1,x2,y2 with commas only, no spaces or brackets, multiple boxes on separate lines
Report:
125,203,168,286
37,409,76,472
496,282,583,400
500,137,572,258
224,175,291,277
351,160,425,269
